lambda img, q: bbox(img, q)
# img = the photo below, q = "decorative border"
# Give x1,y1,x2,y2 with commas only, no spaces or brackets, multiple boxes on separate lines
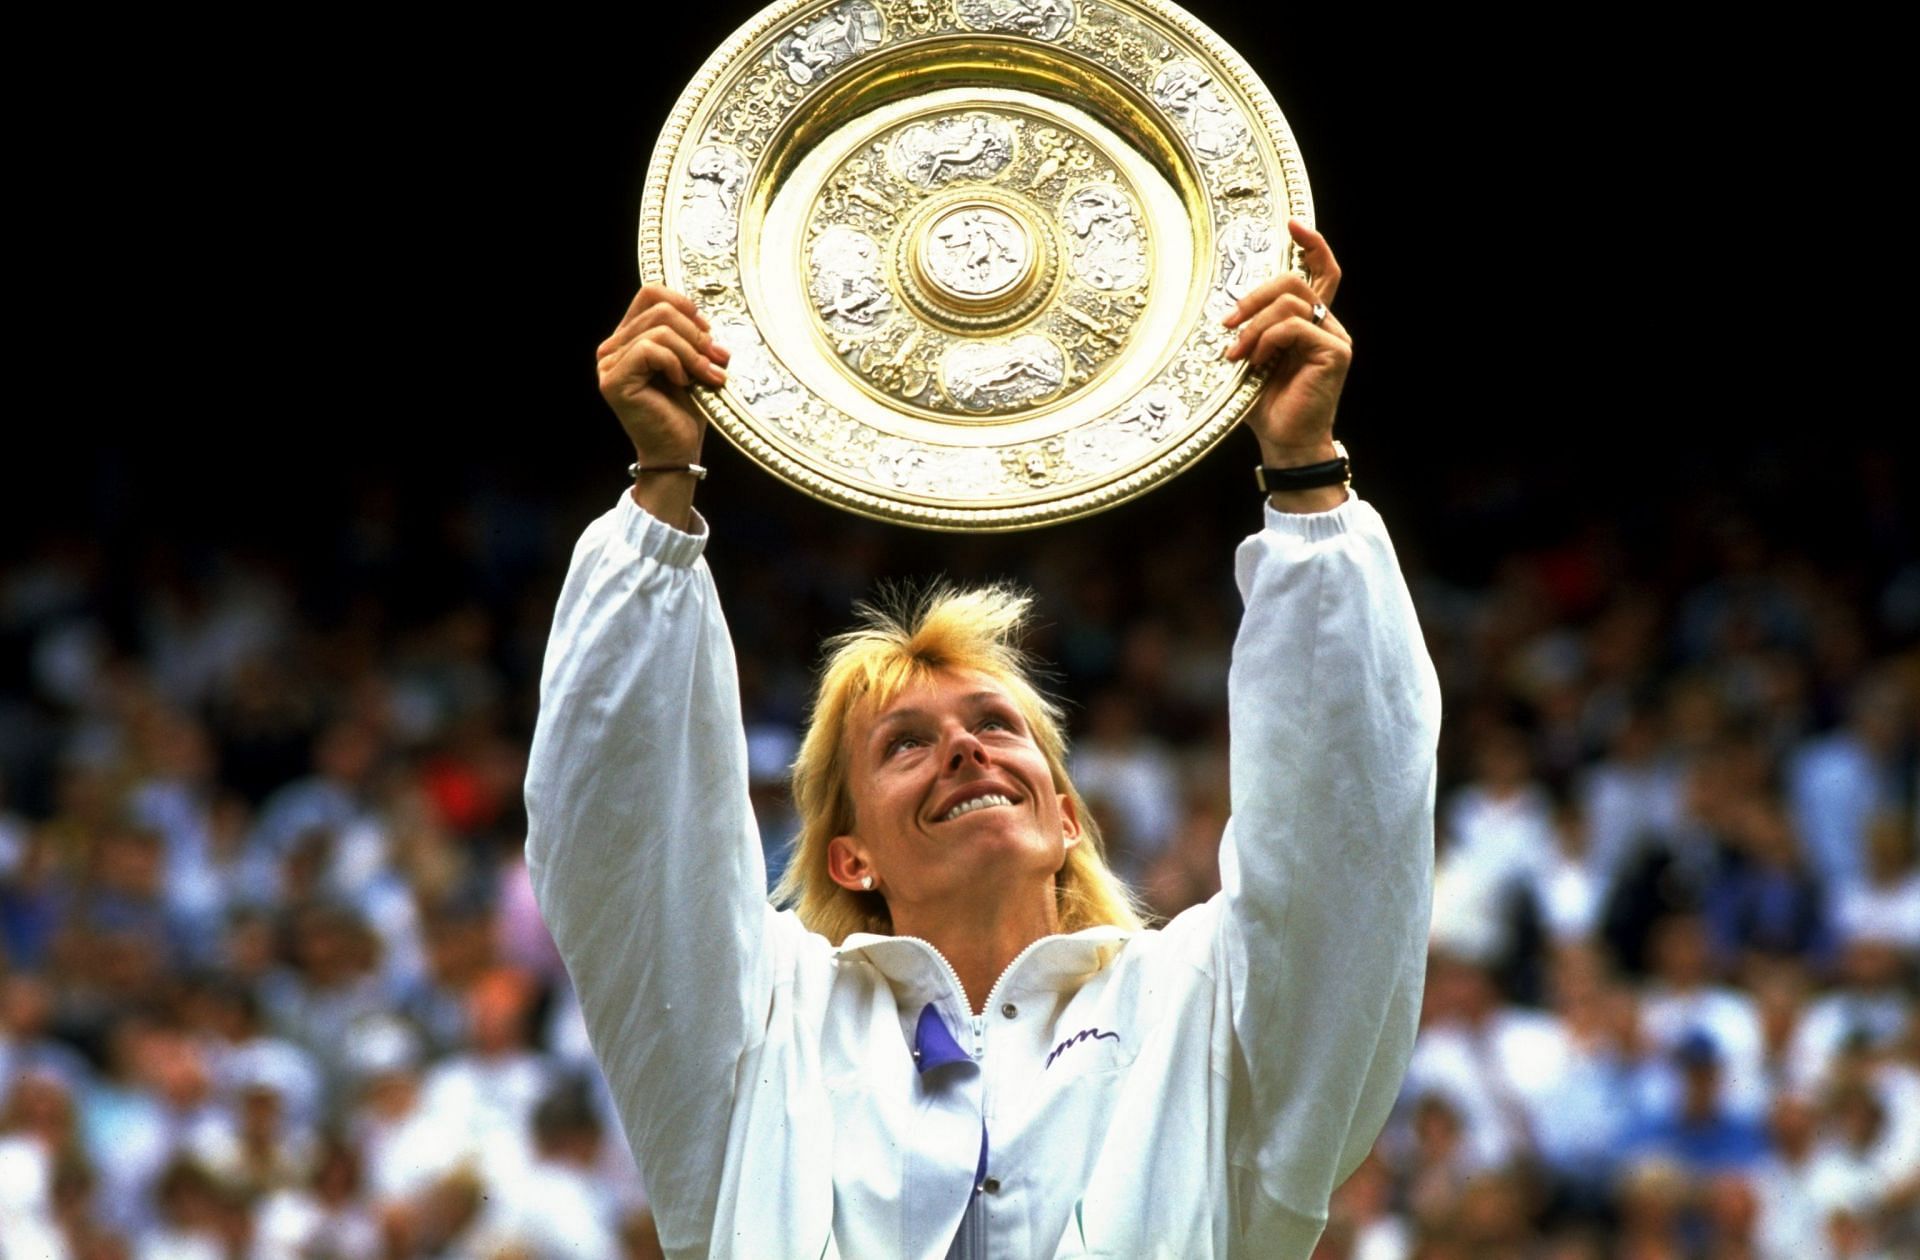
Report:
639,0,1311,531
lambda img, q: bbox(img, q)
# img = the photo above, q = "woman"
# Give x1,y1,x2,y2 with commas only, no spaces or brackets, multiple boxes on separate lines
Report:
526,222,1440,1258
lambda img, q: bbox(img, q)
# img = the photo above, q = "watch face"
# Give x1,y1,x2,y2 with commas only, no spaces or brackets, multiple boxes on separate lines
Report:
645,0,1310,531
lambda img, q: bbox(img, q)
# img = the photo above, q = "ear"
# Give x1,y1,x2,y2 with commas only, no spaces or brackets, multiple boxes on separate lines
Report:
1058,792,1082,852
827,835,876,892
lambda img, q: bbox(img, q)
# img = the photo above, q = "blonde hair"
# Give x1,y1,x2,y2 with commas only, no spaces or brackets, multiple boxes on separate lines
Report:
774,583,1143,945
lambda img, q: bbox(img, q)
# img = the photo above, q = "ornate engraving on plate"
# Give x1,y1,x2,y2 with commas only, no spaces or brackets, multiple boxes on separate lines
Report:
855,326,933,401
821,156,904,235
943,334,1067,412
774,0,886,84
1114,385,1182,445
1048,290,1145,380
1060,183,1146,290
1061,384,1183,474
883,0,955,39
1003,435,1071,487
923,206,1031,300
1152,61,1250,161
1219,217,1280,301
713,318,807,419
889,113,1016,188
808,225,894,332
956,0,1075,40
677,146,751,256
1060,3,1169,83
1024,126,1095,193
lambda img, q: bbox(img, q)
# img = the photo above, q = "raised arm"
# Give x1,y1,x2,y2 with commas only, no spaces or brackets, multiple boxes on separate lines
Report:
524,287,760,1249
1216,225,1441,1251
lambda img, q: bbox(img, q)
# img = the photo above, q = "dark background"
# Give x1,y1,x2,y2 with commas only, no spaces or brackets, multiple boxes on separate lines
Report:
28,6,1901,559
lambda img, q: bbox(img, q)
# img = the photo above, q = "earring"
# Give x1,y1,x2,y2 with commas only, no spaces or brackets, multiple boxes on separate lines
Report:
860,875,874,891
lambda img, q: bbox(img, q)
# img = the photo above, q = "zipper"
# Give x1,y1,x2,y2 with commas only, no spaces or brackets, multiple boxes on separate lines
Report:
893,931,1055,1061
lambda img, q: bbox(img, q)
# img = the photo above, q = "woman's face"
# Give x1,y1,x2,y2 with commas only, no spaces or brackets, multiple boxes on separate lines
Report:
836,668,1079,913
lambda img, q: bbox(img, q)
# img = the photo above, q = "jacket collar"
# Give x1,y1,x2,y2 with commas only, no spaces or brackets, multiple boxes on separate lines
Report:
836,925,1132,1019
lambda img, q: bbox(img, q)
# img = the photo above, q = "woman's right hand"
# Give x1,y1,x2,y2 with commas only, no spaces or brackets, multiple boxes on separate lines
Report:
596,284,730,464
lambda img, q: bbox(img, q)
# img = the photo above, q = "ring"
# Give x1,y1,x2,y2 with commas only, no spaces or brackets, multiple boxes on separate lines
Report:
1310,302,1328,326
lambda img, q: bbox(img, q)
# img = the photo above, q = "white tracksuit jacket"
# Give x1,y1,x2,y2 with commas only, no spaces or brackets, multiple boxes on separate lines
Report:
525,491,1439,1258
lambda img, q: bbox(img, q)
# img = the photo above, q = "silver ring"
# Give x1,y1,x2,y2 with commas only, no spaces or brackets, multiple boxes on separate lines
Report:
1310,302,1328,326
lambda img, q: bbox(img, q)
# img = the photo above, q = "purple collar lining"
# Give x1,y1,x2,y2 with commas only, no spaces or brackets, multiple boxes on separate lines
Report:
913,1003,971,1073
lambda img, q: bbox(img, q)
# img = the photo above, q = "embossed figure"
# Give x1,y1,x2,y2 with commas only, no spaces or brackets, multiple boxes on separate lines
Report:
1152,61,1250,161
1027,126,1086,188
810,226,894,331
1220,219,1279,302
1117,387,1179,442
945,335,1065,411
857,330,932,400
893,113,1015,188
677,146,749,256
897,0,940,34
928,208,1027,296
775,0,884,85
1062,184,1147,290
957,0,1074,40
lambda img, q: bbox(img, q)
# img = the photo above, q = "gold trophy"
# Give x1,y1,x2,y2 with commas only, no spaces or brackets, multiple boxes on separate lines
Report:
645,0,1309,530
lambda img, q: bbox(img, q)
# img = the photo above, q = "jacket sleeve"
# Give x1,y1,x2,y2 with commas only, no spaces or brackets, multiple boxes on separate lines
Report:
1217,494,1440,1247
522,495,770,1253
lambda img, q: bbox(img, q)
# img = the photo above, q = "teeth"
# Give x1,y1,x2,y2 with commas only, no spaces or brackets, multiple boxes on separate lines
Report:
941,793,1012,822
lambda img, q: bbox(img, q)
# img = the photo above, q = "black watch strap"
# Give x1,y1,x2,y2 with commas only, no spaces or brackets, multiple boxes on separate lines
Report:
1256,442,1350,494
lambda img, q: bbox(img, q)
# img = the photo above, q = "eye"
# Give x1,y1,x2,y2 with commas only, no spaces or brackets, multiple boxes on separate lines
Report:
978,713,1016,734
884,733,925,758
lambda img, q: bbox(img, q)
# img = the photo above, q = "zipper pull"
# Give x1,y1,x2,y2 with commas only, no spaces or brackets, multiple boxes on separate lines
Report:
971,1013,988,1060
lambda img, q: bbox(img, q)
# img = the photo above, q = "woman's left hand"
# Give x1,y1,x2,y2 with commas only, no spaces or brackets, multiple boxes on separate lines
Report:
1222,220,1352,468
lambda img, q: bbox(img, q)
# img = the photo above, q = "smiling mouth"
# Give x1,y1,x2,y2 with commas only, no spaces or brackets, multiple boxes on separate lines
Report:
939,793,1014,822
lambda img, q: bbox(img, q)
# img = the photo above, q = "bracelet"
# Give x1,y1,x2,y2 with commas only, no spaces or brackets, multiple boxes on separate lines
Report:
1255,440,1350,494
628,461,708,481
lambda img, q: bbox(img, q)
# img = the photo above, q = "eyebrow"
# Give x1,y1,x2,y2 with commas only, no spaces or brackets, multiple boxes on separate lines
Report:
869,692,1013,738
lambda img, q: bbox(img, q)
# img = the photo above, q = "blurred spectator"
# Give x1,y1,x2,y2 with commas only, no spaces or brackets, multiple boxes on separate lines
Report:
1700,794,1830,970
1069,689,1183,879
1523,944,1646,1213
1834,811,1920,952
462,1076,625,1258
1581,706,1686,892
1638,913,1770,1120
1623,1031,1766,1177
251,1132,380,1260
1752,1092,1826,1260
1432,728,1554,966
1789,674,1910,893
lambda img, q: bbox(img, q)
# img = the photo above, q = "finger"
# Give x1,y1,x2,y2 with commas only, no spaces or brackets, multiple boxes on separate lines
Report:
1288,219,1342,305
627,325,727,388
599,305,728,364
621,335,727,390
605,328,728,391
1225,293,1313,361
1222,271,1317,329
1248,316,1352,371
618,283,710,333
613,339,688,390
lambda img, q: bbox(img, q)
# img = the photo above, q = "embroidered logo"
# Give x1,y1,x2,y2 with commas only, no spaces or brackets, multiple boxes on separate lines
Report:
1045,1027,1120,1069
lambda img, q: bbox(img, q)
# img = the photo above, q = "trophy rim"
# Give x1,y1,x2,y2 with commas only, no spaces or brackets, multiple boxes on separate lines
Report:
640,0,1312,532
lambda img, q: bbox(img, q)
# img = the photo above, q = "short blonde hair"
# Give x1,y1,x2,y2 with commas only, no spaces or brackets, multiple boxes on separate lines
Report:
774,584,1143,945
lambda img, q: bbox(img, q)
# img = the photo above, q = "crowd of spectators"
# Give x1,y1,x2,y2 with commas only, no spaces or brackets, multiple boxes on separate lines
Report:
2,451,1915,1257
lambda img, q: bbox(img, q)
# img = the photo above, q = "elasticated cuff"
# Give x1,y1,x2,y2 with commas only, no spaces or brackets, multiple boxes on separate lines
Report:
617,492,710,568
1261,488,1358,541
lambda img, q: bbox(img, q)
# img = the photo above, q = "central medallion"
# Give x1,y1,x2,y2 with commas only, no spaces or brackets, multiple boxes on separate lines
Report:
919,204,1034,307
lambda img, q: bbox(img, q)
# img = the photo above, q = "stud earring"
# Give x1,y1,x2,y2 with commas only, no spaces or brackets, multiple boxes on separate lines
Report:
860,875,874,891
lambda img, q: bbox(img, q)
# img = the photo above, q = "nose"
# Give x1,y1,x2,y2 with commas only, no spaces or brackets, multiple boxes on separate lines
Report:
944,726,989,773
